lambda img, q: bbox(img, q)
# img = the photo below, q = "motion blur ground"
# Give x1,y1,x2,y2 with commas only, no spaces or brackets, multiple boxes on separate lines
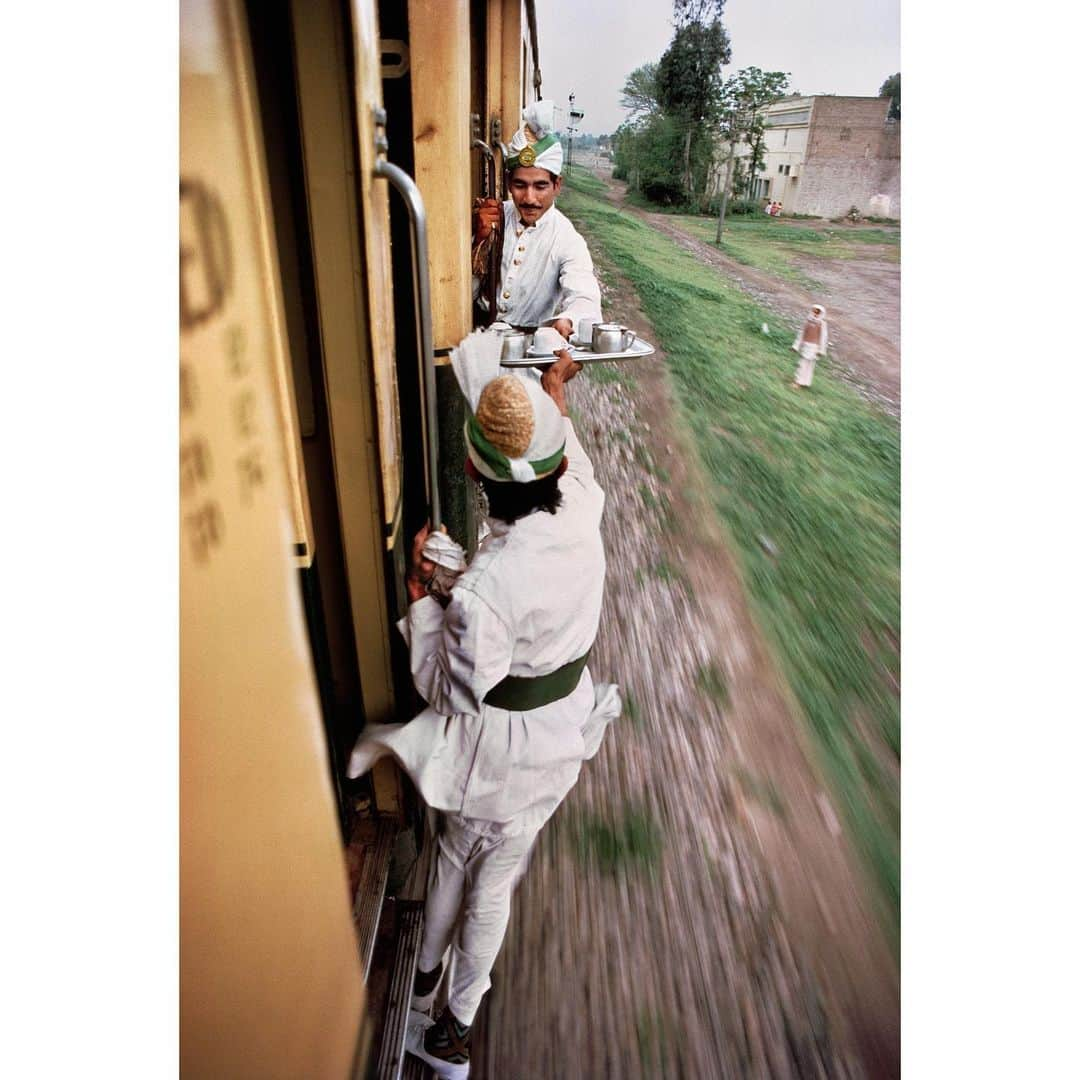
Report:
469,155,899,1077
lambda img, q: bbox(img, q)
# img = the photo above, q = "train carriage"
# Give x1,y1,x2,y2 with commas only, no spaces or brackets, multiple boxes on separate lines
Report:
180,1,544,1074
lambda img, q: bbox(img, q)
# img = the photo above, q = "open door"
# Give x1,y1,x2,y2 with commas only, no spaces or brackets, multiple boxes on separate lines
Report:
180,1,367,1074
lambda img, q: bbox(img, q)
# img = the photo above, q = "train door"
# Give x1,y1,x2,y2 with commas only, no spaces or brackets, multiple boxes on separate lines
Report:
242,0,424,826
180,0,367,1074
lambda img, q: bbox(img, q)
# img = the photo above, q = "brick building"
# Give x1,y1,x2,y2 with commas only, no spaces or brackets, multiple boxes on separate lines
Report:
744,95,900,219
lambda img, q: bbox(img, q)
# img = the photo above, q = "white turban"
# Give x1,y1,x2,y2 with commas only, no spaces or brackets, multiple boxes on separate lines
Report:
450,329,566,484
506,99,564,176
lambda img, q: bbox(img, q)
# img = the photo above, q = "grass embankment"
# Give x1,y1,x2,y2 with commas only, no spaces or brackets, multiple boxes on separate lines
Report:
561,172,901,923
623,190,899,288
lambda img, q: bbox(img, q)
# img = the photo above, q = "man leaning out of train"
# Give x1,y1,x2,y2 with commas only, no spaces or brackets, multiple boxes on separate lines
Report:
348,332,620,1079
472,98,602,344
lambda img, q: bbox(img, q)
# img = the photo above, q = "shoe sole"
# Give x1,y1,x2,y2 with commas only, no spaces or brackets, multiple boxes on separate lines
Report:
404,1010,470,1079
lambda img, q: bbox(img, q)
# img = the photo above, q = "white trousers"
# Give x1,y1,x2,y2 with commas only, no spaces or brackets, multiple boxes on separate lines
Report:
418,814,538,1025
795,342,819,386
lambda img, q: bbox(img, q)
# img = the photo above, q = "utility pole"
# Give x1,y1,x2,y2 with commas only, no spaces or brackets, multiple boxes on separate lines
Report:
567,92,575,177
567,92,585,177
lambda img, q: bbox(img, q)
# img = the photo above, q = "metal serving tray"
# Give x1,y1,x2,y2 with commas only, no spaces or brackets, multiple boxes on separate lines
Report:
499,335,656,367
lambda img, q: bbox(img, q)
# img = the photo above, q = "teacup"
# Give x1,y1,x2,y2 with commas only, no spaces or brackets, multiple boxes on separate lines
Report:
500,331,528,361
576,317,595,345
591,323,637,353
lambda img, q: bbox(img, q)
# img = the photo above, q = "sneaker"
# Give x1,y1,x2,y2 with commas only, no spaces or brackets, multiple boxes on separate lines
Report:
404,1006,471,1079
412,959,444,1012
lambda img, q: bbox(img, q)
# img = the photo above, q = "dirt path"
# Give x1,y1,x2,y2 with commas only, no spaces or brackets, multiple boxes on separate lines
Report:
596,163,900,419
471,225,899,1077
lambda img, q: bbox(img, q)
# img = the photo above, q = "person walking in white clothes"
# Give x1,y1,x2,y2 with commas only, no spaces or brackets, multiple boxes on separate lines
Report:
792,303,829,388
348,333,620,1078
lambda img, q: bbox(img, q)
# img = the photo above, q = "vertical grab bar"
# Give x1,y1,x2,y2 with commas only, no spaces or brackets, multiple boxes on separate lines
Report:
472,137,500,327
373,154,441,530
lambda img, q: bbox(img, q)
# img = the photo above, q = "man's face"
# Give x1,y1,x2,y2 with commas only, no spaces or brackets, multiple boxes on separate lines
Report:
509,167,562,225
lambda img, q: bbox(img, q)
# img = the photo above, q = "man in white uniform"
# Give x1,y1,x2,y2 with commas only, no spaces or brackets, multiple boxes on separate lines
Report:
348,332,619,1078
474,99,602,341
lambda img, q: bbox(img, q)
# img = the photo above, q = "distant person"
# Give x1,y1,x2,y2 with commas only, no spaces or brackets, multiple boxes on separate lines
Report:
776,202,783,216
792,304,829,388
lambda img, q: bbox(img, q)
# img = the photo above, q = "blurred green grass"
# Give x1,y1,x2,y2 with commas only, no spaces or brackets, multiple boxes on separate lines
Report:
572,805,665,879
562,172,900,928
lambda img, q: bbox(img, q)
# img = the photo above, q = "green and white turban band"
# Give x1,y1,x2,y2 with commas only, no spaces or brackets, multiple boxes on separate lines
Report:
505,99,563,176
450,329,566,484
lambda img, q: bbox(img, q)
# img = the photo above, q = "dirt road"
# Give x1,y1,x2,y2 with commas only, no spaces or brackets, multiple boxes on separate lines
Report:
595,160,900,419
470,191,900,1076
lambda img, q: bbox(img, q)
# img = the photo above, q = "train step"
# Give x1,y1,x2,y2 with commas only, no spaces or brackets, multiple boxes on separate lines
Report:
349,815,397,980
373,900,433,1079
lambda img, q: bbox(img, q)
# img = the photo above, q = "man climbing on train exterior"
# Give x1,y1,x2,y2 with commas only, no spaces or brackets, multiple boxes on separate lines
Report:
347,331,619,1079
473,98,603,343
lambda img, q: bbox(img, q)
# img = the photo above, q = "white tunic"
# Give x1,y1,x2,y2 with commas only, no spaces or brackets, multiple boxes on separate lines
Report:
358,418,618,833
490,201,602,333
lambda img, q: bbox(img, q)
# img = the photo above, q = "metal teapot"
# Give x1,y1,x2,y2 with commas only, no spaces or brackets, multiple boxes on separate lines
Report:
591,322,636,353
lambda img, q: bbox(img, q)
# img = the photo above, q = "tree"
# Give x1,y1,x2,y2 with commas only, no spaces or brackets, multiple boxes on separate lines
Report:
879,72,900,120
620,63,659,123
612,114,690,203
712,67,790,242
673,0,725,23
654,4,731,194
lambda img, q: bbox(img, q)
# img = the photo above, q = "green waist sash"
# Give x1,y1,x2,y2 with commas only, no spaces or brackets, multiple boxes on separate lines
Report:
483,650,591,711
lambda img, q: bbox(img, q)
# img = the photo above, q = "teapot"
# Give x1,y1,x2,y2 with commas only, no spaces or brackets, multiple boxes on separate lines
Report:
591,323,636,353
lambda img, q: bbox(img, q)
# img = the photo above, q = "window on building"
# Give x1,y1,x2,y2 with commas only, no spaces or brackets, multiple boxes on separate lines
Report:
839,127,852,141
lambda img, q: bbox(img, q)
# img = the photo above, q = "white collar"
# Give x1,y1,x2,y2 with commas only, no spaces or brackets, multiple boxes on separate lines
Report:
514,205,558,232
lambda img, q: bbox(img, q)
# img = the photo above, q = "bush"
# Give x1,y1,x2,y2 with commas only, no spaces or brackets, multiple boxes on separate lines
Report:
642,178,685,205
612,164,628,181
613,113,714,209
698,196,763,217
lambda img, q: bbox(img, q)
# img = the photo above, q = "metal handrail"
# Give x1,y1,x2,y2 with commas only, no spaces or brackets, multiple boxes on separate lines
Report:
495,140,509,199
373,156,440,529
471,137,497,197
472,138,501,327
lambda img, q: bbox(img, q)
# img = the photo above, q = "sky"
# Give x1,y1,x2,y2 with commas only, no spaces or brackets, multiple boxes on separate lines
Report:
533,0,900,136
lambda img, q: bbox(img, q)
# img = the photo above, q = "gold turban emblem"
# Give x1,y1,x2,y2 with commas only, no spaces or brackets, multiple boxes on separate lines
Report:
518,145,537,167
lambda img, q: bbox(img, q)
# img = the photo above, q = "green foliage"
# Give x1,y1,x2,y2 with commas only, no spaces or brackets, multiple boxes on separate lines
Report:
622,687,644,729
696,661,730,706
655,20,731,124
715,67,791,199
654,8,731,194
558,179,900,924
635,1009,673,1071
573,805,664,878
614,113,711,205
878,72,900,120
620,62,659,122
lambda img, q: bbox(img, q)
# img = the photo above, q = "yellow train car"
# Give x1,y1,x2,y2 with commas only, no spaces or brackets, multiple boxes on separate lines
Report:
180,1,543,1074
